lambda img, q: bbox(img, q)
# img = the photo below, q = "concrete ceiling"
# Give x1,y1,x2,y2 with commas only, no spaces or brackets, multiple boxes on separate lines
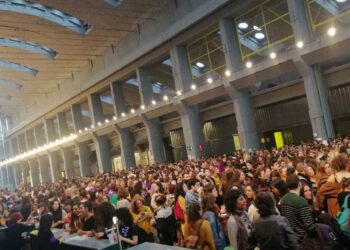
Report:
0,0,162,117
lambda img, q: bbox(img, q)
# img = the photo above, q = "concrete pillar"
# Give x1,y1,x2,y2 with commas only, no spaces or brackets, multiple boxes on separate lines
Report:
25,130,36,150
1,167,8,188
44,119,56,142
110,82,137,168
57,112,69,137
137,67,166,163
48,152,61,182
61,147,75,179
28,159,40,187
137,67,154,105
294,60,335,139
34,124,46,147
219,18,259,150
142,117,166,163
287,0,313,44
110,81,127,117
176,104,205,159
38,155,51,183
7,165,16,190
92,133,112,173
88,93,105,124
18,134,27,153
114,126,137,168
170,45,206,159
10,138,19,157
170,45,193,91
288,0,335,139
71,104,85,132
13,164,21,187
76,141,92,177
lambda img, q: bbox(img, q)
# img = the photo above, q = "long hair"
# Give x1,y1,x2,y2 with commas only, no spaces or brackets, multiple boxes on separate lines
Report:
95,202,115,229
255,192,276,217
201,193,217,216
224,189,243,215
115,207,133,226
188,203,201,225
174,182,185,202
38,214,53,242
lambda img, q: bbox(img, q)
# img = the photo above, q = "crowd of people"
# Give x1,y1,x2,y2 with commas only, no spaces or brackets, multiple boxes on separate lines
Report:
1,136,350,250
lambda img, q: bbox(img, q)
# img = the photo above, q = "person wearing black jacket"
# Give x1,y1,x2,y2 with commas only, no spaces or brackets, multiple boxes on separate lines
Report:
248,192,300,250
38,214,60,250
5,211,35,250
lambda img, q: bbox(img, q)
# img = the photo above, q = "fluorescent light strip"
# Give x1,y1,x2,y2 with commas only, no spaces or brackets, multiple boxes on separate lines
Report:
0,134,78,167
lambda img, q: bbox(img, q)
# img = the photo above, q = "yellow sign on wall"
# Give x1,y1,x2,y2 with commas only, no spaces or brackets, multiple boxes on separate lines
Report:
233,134,241,150
274,131,284,149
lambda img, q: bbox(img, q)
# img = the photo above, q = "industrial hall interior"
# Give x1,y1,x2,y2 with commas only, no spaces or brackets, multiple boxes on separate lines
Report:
0,0,349,188
2,0,350,250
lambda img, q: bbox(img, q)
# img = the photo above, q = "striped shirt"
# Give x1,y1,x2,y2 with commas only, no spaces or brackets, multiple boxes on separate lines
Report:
280,192,315,241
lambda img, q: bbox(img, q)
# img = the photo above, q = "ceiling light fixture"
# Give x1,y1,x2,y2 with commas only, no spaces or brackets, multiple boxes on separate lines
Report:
246,61,252,68
196,62,205,68
238,22,249,29
140,105,145,110
191,84,196,90
225,70,231,77
151,100,156,105
255,32,265,40
296,41,304,48
270,52,276,59
176,90,182,96
207,78,213,84
327,26,336,37
163,95,169,101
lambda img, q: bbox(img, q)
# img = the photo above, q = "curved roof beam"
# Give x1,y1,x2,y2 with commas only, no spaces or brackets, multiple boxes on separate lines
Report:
0,0,91,34
0,60,38,76
105,0,123,6
0,37,57,59
0,79,22,90
0,93,12,101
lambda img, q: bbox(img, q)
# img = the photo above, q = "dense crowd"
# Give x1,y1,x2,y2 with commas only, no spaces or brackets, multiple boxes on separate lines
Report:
1,136,350,250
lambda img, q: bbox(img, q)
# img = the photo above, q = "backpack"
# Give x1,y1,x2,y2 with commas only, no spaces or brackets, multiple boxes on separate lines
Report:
316,212,342,240
174,200,185,222
337,194,350,237
303,223,339,250
184,220,205,249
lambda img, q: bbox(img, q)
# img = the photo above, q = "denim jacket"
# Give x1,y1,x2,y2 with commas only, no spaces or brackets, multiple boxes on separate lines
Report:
203,210,226,250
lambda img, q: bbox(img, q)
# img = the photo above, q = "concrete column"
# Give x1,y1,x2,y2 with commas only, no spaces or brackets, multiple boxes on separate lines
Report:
76,141,92,177
176,104,205,159
38,155,51,183
44,119,56,142
28,159,40,187
287,0,313,44
48,152,61,182
34,124,46,147
7,165,16,190
13,164,21,187
88,93,105,124
61,147,75,179
18,134,27,153
110,81,127,116
294,60,335,139
71,104,85,132
1,167,8,188
170,45,193,91
137,67,166,163
92,133,112,173
25,130,36,150
170,45,206,159
114,126,136,168
57,112,69,137
142,117,166,163
137,67,154,105
219,18,259,150
10,138,19,157
288,1,335,139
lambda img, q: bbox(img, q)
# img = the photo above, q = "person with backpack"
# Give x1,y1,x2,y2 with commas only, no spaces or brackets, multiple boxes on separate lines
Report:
182,203,215,250
153,194,177,245
201,193,226,250
174,182,186,246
